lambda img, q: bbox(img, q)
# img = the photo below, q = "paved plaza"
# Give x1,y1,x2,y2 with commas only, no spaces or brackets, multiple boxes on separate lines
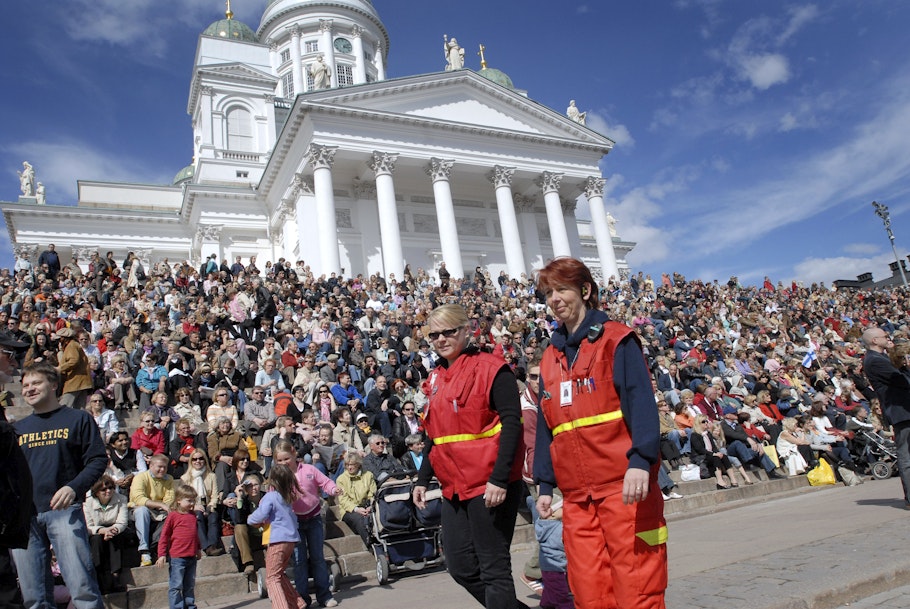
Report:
200,477,910,609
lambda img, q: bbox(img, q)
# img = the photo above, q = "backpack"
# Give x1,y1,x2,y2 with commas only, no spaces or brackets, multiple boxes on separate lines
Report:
0,421,35,549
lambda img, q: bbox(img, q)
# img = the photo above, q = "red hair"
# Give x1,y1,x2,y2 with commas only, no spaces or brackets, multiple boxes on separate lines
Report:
536,257,599,309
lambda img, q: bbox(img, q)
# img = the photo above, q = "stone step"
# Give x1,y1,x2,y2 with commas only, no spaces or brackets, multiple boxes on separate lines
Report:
124,553,237,587
666,473,828,517
105,571,253,609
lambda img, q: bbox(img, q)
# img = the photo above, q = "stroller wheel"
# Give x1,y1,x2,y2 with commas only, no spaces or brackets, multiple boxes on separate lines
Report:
376,552,390,585
256,567,268,599
871,461,894,480
329,562,341,592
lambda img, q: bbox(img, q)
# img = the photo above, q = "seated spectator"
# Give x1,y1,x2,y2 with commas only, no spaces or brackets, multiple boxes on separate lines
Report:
173,387,204,431
88,390,119,444
135,353,167,411
143,390,180,441
169,417,206,478
108,431,146,494
291,356,320,394
83,475,134,593
330,371,363,411
776,417,810,476
285,384,310,422
219,448,261,523
243,385,276,437
657,398,687,466
690,415,742,489
400,433,426,471
179,449,225,556
129,453,175,566
206,387,240,430
719,412,784,480
232,472,265,575
390,400,424,459
255,358,286,401
312,424,346,481
131,411,166,462
208,416,244,483
364,375,394,438
105,355,138,410
336,452,377,548
333,407,366,456
362,433,405,481
311,381,339,424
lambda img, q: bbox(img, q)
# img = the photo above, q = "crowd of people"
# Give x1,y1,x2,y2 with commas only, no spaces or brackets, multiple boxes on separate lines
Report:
4,245,910,609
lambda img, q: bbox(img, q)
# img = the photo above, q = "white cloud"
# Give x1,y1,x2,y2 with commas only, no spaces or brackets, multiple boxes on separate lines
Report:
778,5,820,45
3,140,173,205
842,243,881,256
586,112,635,149
792,252,895,285
737,53,790,89
779,112,798,131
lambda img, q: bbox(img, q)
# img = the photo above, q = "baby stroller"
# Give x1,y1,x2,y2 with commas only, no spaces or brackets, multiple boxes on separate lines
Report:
856,429,898,480
370,474,445,584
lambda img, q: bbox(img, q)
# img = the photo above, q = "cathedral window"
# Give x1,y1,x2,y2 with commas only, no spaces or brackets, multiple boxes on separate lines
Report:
305,40,319,53
336,64,354,87
226,106,254,152
281,72,295,97
280,49,291,64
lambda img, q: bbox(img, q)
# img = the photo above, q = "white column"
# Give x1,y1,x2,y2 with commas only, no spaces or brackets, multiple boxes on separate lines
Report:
319,19,337,88
351,26,366,84
426,158,463,278
490,166,526,279
264,94,276,150
268,42,279,74
306,144,341,276
514,194,542,273
290,25,303,96
375,42,386,81
196,225,223,265
537,171,571,257
293,175,319,267
200,86,214,148
277,196,299,260
562,197,582,259
369,151,404,281
584,177,619,282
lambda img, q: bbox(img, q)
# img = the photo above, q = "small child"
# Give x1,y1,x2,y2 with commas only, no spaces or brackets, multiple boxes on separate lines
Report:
248,464,306,609
532,491,574,609
157,484,203,609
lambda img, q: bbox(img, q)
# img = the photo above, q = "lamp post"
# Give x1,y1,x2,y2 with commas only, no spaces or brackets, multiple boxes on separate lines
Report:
872,200,908,288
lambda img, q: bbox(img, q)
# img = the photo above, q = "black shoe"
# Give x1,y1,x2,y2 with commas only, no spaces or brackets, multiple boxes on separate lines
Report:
768,470,786,480
208,546,226,557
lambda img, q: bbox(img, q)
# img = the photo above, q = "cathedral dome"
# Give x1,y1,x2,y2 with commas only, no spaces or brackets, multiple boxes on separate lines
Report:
203,18,260,43
172,164,195,185
478,67,514,90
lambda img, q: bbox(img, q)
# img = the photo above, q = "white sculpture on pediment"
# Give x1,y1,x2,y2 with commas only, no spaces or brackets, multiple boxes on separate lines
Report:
35,183,46,205
567,100,587,125
18,161,35,197
443,35,464,71
606,212,618,237
309,55,332,90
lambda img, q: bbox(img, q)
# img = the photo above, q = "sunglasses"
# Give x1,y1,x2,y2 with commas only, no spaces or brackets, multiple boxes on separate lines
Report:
427,327,460,341
403,408,415,412
238,458,250,462
527,373,539,381
99,486,115,491
191,457,206,462
373,441,387,446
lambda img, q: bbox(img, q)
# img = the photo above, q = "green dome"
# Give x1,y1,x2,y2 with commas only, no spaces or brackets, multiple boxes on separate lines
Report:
172,164,195,185
477,67,514,90
203,18,259,42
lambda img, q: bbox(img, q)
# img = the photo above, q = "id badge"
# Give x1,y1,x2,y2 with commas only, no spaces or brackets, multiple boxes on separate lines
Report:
560,380,573,407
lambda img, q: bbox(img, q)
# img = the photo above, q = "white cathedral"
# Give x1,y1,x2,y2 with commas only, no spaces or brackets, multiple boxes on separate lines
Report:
2,0,633,282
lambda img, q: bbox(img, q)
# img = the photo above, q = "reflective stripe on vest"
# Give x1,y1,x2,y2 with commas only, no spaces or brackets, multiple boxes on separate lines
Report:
433,422,502,445
551,410,623,437
636,525,668,546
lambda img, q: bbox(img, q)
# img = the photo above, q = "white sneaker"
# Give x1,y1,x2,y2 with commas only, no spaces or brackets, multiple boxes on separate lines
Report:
668,491,684,499
140,553,153,567
323,600,339,608
662,492,671,500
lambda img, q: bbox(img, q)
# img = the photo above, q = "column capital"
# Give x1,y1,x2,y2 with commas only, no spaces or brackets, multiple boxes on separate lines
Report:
318,18,333,33
426,158,454,182
14,244,38,260
71,246,96,262
200,85,214,96
489,165,515,188
277,198,296,222
293,173,314,196
351,25,364,38
269,41,279,52
369,151,399,176
536,171,563,194
290,24,301,37
306,144,337,169
196,224,223,242
560,197,577,214
263,93,275,104
351,176,376,200
582,176,606,198
513,193,535,213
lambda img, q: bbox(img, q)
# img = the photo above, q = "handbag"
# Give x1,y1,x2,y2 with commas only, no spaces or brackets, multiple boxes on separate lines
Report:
679,463,700,482
762,442,780,468
838,466,864,487
807,459,836,486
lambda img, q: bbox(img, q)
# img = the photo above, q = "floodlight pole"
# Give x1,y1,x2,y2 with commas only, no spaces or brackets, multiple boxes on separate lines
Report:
872,200,908,288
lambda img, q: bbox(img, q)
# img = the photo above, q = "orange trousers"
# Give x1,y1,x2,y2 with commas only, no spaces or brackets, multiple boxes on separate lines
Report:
562,485,667,609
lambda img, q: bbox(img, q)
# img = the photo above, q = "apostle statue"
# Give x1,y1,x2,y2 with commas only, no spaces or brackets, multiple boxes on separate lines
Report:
567,100,587,125
309,55,331,90
443,35,464,71
18,161,35,197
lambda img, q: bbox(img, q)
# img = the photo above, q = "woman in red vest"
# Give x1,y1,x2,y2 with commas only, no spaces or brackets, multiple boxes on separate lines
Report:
534,258,668,609
413,304,527,609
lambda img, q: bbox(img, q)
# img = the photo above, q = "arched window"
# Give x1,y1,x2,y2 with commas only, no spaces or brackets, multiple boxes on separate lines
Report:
226,106,253,151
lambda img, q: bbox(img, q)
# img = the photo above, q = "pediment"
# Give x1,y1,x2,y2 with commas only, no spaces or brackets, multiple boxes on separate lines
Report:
198,63,277,84
300,71,612,146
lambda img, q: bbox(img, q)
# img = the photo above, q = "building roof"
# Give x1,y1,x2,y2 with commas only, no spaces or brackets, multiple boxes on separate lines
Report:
202,18,259,43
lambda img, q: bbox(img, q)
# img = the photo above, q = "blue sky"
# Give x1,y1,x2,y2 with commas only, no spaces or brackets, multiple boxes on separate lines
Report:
3,0,910,287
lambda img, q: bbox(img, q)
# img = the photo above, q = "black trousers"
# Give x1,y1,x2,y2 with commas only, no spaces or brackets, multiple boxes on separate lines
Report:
440,480,529,609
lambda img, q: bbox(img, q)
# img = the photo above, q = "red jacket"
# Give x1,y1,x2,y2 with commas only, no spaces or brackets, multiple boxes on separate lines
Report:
424,351,521,501
539,322,636,502
131,427,166,455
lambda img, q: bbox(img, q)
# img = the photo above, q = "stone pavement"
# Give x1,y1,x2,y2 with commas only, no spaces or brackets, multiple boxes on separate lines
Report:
198,477,910,609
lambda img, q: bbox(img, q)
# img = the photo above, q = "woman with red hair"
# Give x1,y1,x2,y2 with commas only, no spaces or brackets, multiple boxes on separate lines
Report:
534,257,667,609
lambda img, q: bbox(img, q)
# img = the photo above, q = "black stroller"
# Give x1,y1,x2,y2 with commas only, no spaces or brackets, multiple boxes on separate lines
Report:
855,429,898,480
370,474,445,584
